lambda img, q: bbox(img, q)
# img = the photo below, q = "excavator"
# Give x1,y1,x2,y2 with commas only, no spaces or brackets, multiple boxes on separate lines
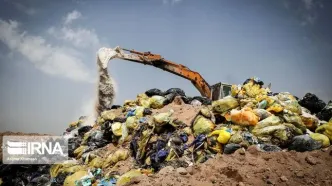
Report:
102,46,232,101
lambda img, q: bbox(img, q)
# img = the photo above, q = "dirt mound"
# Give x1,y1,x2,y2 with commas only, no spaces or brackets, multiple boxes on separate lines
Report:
130,146,332,186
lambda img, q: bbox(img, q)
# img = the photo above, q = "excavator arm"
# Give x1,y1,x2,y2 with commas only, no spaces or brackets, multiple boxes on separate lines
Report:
98,46,232,100
111,46,212,98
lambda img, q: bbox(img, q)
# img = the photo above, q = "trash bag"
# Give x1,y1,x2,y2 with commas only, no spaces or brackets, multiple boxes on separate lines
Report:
126,116,138,130
192,96,212,105
255,115,282,128
317,101,332,122
153,110,174,126
212,96,239,113
101,110,117,121
136,93,150,107
145,88,164,97
63,170,89,186
103,149,129,168
298,93,326,114
200,107,212,118
315,122,332,141
112,122,123,137
111,105,121,109
165,88,186,97
223,144,241,154
301,111,320,131
309,133,330,148
78,126,93,137
266,103,283,113
282,111,307,133
226,108,259,126
149,95,166,109
192,115,216,136
208,128,231,144
280,99,302,115
116,169,142,186
89,157,104,168
288,135,322,152
253,109,272,120
252,123,303,147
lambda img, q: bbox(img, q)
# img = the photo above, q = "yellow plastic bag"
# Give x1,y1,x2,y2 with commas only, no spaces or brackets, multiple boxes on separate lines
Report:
153,110,174,125
193,115,216,136
212,96,239,113
101,110,117,121
315,122,332,141
208,128,231,144
266,103,283,113
112,122,123,136
64,170,89,186
126,116,138,130
149,95,166,109
89,157,103,168
134,106,145,117
103,149,129,168
310,133,330,148
136,93,150,107
116,169,142,186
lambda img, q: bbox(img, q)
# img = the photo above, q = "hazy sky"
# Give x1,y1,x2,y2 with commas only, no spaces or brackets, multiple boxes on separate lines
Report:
0,0,331,135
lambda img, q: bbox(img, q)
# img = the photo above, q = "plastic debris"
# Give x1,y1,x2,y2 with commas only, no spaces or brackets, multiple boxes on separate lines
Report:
288,135,322,152
317,101,332,122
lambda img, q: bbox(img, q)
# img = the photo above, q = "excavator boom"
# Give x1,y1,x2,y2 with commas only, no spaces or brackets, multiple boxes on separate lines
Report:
106,46,232,100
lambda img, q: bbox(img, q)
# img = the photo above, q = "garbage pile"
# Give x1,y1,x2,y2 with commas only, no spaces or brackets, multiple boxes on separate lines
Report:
1,77,332,186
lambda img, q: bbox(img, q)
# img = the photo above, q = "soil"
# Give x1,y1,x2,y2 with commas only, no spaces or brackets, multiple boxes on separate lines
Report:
125,146,332,186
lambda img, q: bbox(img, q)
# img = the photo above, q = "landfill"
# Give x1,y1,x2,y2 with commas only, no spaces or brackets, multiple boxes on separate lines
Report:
1,77,332,186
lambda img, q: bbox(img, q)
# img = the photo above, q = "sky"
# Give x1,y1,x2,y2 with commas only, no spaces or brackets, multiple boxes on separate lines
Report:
0,0,331,135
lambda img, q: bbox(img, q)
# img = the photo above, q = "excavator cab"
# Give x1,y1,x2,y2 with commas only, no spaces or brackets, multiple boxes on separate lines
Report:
210,82,232,101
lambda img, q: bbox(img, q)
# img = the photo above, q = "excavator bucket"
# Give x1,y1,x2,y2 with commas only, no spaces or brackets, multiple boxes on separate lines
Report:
210,82,232,101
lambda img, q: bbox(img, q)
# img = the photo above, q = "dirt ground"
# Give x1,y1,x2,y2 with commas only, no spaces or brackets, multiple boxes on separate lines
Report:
122,146,332,186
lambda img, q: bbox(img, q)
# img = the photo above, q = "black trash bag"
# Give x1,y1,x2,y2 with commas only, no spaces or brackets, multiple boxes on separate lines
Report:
257,144,282,152
143,108,153,116
68,137,82,157
145,88,164,97
180,96,193,104
223,144,241,154
113,117,127,123
192,96,212,105
316,101,332,122
298,93,326,114
52,172,70,186
163,93,177,105
111,105,122,109
78,126,92,137
288,135,322,152
165,88,186,97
